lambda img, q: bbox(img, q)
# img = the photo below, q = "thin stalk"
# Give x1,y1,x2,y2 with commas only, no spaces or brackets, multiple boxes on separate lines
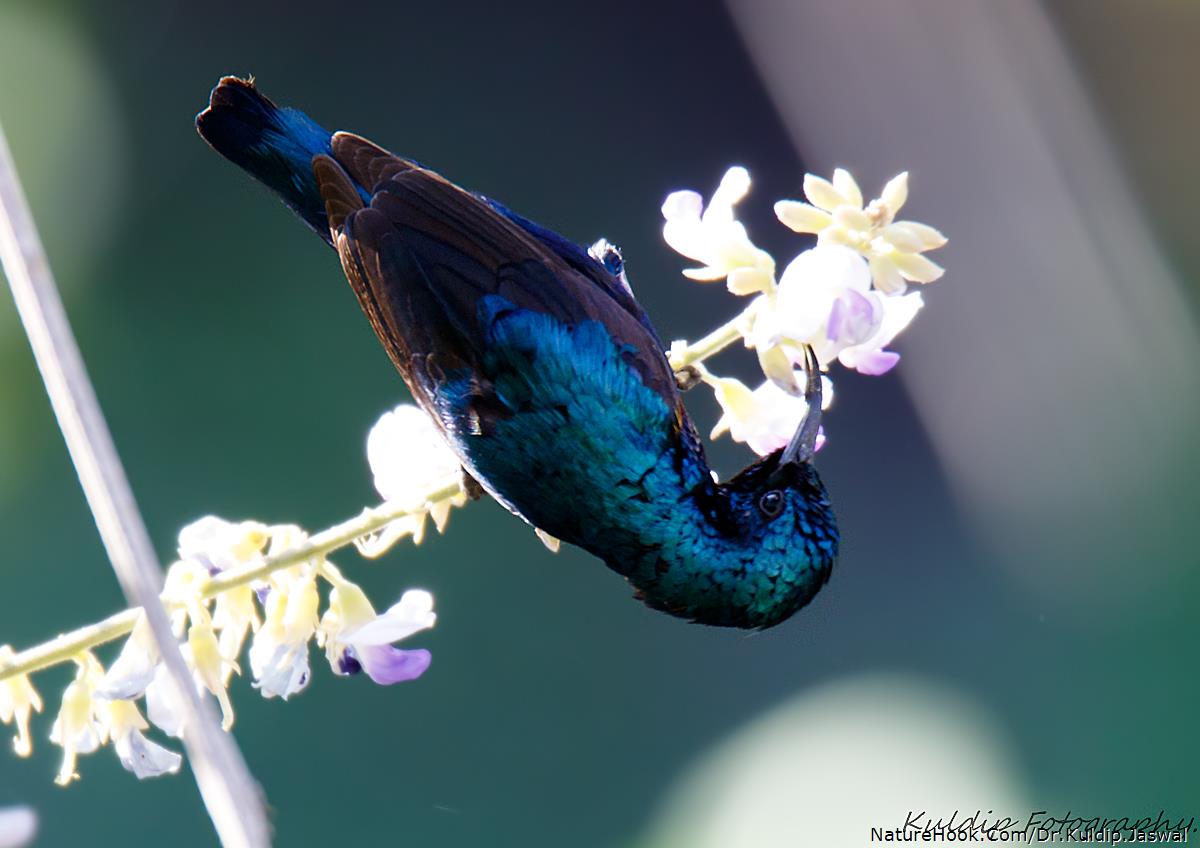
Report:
0,124,269,848
667,304,753,370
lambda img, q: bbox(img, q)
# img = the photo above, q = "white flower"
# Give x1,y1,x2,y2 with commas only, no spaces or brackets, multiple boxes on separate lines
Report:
161,558,212,636
368,405,461,508
188,619,238,730
750,245,921,378
248,569,318,700
47,652,182,783
174,516,266,668
319,574,435,685
211,584,259,683
177,516,270,573
0,807,36,848
0,647,43,758
361,405,469,554
775,169,946,294
753,244,873,357
123,616,236,736
662,166,776,289
95,615,158,701
705,373,830,457
49,656,105,786
144,662,186,739
143,658,222,742
101,698,181,780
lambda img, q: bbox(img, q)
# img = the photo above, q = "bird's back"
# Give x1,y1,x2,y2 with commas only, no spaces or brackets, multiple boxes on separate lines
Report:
313,133,710,548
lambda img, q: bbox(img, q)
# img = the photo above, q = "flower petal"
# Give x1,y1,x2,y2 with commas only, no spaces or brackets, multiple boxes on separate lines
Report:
145,665,186,738
843,349,900,375
832,205,872,232
707,377,812,457
836,292,922,374
354,515,426,558
704,375,757,433
873,292,924,349
868,255,907,295
818,227,857,249
707,167,751,221
430,500,453,533
680,265,730,282
354,645,432,685
887,220,947,251
660,189,703,224
773,245,872,344
890,251,945,283
726,266,775,296
757,345,800,396
803,173,848,213
880,172,909,214
832,168,863,209
249,642,310,701
0,648,44,759
367,405,461,506
95,653,156,703
114,729,183,780
343,590,436,646
830,289,883,348
774,200,831,234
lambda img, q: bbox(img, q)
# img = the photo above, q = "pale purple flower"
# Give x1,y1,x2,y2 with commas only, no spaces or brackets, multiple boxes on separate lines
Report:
320,583,435,686
836,291,923,376
750,244,921,379
826,288,882,348
706,373,830,457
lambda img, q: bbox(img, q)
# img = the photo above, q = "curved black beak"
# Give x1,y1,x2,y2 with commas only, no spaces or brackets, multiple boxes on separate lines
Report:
779,345,822,467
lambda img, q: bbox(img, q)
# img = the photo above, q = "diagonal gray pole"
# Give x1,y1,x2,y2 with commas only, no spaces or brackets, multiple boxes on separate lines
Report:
0,123,271,848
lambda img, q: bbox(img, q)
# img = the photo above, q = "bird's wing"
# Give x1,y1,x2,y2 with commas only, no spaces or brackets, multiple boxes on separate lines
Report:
315,132,685,423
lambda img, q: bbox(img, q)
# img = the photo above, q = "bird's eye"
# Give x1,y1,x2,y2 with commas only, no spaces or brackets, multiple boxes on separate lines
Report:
758,489,784,518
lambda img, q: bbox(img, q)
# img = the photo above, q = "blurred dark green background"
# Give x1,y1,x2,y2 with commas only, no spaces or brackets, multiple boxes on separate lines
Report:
1,1,1197,846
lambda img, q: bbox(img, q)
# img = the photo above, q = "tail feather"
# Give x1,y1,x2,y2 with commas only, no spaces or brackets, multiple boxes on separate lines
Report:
196,76,336,245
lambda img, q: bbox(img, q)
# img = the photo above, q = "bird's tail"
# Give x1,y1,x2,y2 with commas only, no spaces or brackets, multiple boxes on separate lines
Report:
195,76,336,245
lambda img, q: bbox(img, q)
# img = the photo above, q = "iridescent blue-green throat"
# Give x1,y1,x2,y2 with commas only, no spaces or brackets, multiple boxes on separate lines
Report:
196,77,838,629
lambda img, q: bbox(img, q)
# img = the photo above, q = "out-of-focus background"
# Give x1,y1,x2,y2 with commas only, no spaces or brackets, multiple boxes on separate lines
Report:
0,1,1196,845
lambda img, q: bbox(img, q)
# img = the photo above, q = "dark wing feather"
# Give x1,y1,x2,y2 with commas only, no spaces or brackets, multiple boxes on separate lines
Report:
331,132,418,189
316,137,683,410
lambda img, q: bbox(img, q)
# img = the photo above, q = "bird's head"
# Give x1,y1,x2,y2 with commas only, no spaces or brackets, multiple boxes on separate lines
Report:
640,348,839,629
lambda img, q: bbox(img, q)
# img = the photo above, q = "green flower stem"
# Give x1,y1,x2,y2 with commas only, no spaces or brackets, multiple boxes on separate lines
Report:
667,305,752,371
0,480,462,684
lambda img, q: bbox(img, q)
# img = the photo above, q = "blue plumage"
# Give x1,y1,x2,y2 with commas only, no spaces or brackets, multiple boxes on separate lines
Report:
197,77,838,628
